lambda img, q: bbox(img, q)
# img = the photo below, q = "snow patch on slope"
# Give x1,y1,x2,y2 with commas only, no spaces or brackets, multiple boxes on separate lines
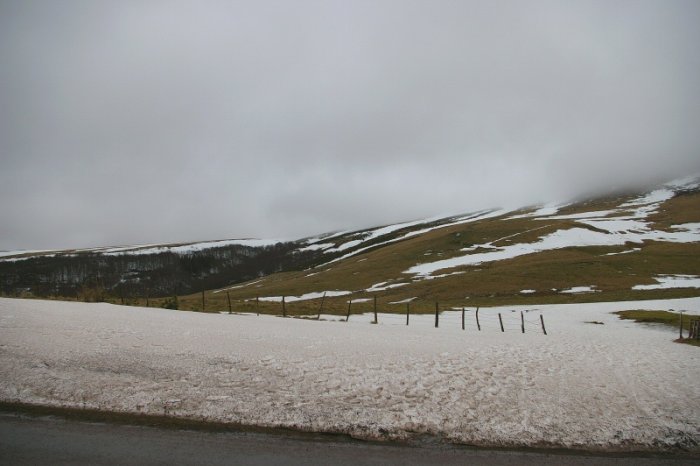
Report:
632,275,700,290
405,182,699,278
257,291,352,302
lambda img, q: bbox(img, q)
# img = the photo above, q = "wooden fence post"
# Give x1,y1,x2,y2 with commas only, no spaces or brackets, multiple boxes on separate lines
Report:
540,314,547,335
498,313,504,332
476,307,481,331
146,291,149,307
282,296,287,317
462,308,465,330
317,292,326,320
373,296,378,324
346,299,352,322
227,291,232,314
256,296,259,316
201,290,205,311
435,302,439,328
679,311,683,339
521,311,525,333
406,302,410,326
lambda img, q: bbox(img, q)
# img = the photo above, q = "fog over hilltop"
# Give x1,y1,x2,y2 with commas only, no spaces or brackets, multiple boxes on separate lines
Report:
1,0,699,250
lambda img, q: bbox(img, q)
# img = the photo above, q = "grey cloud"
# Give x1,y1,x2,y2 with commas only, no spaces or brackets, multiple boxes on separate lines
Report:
1,0,699,250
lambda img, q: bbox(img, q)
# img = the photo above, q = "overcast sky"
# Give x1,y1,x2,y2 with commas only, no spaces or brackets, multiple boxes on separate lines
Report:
1,0,699,251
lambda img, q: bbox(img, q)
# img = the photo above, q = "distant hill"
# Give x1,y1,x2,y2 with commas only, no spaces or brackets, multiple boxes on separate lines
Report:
2,176,699,312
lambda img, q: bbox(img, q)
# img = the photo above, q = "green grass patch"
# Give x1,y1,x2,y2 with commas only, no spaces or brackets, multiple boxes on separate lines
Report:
615,310,700,347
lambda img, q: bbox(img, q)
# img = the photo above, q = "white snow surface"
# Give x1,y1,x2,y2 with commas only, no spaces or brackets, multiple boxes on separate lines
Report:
507,202,570,220
1,297,699,451
102,238,285,255
560,286,599,294
0,239,287,261
632,275,700,290
257,291,352,302
0,249,56,259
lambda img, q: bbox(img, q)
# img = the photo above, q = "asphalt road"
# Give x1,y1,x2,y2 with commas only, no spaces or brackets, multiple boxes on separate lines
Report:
0,413,695,466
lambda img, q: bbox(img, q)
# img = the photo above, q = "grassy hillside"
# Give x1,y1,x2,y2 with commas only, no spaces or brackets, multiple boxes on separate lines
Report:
170,182,700,315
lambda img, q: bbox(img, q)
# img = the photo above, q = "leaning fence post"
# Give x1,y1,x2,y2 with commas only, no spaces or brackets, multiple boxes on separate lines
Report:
475,307,481,331
521,311,525,333
540,314,547,335
435,302,439,328
282,296,287,317
227,291,232,314
462,308,465,330
317,292,326,320
373,296,378,324
346,299,352,322
498,313,504,332
406,302,410,326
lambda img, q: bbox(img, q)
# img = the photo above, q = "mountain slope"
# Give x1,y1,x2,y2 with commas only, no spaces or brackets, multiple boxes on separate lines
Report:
180,177,700,314
2,177,699,312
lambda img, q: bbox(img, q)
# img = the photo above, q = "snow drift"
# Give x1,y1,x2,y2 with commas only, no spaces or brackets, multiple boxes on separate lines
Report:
0,297,698,452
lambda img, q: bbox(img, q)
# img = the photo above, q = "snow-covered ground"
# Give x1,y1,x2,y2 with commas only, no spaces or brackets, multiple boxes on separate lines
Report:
1,297,699,452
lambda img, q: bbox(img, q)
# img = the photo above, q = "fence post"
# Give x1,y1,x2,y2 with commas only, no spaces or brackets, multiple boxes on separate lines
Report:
462,308,465,330
227,292,232,314
282,296,287,317
476,307,481,331
256,296,259,316
498,313,504,332
373,296,378,324
317,292,326,320
521,311,525,333
346,299,352,322
679,311,683,339
201,290,205,311
435,302,439,328
540,314,547,335
146,291,149,307
406,302,410,326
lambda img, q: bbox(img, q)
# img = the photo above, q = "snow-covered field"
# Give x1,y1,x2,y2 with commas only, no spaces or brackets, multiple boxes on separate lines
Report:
1,297,699,452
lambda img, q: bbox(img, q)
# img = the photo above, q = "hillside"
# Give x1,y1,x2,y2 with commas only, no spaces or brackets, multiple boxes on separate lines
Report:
2,176,699,312
181,177,700,314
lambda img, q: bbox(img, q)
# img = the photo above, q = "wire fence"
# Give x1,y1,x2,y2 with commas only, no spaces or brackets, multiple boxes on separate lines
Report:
220,298,549,335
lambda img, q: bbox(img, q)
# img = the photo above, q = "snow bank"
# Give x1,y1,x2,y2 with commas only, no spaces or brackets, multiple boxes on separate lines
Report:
560,286,599,294
102,238,285,255
632,275,700,290
1,297,698,452
257,291,352,302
